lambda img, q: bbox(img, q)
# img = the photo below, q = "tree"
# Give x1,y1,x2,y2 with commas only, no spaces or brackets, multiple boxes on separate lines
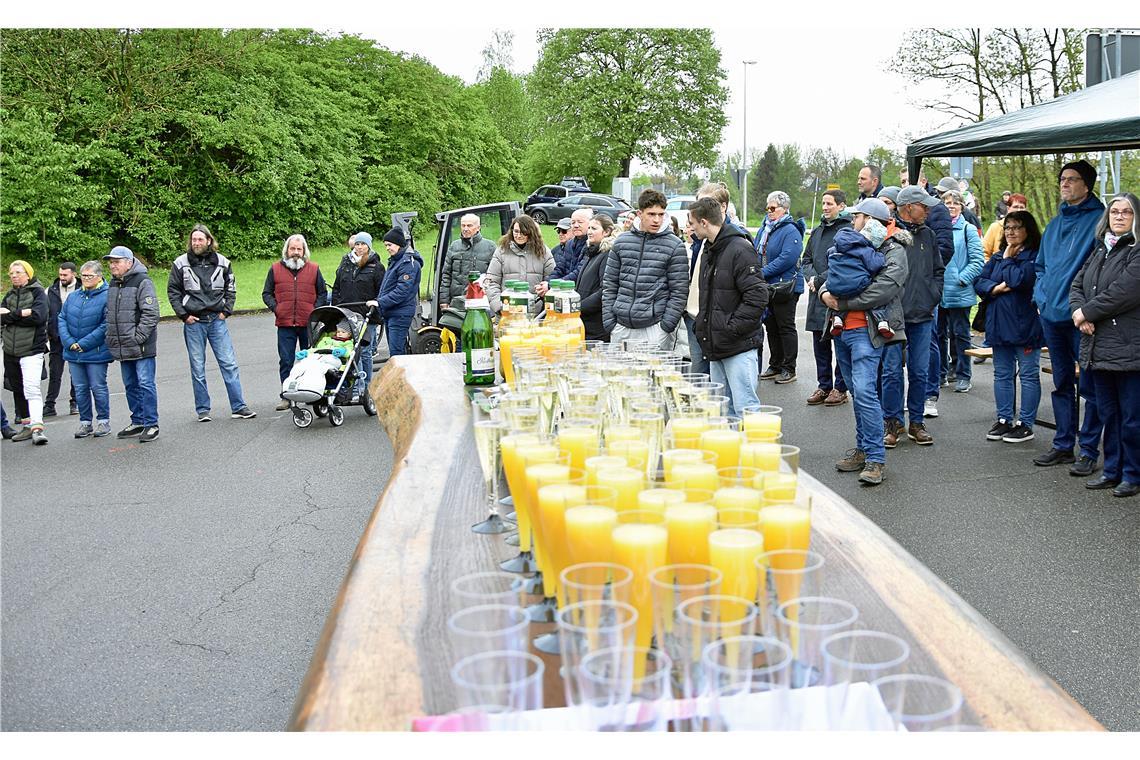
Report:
528,28,728,179
748,144,779,218
472,66,531,176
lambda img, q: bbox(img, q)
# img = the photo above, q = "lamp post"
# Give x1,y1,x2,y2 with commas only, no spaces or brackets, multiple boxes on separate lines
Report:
741,60,757,231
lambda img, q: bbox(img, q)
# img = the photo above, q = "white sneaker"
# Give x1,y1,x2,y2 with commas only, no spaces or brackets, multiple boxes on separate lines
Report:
924,397,939,418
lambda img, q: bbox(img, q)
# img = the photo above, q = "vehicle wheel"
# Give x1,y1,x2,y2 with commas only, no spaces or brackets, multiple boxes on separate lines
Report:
532,210,548,225
313,400,328,418
363,393,377,416
292,408,313,428
329,405,345,427
412,326,443,354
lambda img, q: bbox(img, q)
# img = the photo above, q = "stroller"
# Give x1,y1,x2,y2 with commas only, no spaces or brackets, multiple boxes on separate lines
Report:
281,304,379,428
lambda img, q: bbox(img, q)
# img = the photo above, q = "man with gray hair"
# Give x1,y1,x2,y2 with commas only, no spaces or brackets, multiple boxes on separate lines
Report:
103,246,161,442
756,190,805,384
263,233,329,408
548,207,594,286
442,214,496,304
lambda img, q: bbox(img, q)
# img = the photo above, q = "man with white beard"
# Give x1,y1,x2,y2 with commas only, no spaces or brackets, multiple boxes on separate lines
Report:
263,233,329,409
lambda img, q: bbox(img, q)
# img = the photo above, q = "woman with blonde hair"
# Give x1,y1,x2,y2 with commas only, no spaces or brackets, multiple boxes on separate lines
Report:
2,260,50,444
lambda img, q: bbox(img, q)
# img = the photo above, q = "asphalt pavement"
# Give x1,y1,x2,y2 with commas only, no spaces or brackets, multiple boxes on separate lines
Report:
1,313,393,730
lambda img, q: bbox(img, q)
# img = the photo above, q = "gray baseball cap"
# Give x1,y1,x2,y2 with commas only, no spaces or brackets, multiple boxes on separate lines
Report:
896,186,940,207
879,186,902,204
556,217,572,231
848,198,892,223
103,245,135,260
936,176,959,195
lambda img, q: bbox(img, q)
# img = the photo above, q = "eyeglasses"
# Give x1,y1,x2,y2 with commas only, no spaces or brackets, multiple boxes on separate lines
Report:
1059,175,1084,185
766,206,779,212
1003,225,1024,232
512,229,528,236
1108,208,1134,217
80,274,100,279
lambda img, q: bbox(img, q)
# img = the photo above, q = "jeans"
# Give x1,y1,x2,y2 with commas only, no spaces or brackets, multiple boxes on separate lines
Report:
183,317,247,415
992,346,1041,427
354,323,378,395
1091,370,1140,483
709,349,760,417
1040,319,1102,459
762,295,799,373
46,336,74,407
939,307,973,382
834,328,886,464
69,362,111,423
4,352,46,425
276,326,310,382
120,357,158,427
810,331,846,392
387,315,412,358
683,314,710,375
882,319,934,426
928,307,942,399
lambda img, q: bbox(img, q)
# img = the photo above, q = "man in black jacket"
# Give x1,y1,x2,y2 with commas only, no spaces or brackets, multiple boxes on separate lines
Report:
104,247,161,442
689,197,768,416
801,190,853,407
44,262,78,416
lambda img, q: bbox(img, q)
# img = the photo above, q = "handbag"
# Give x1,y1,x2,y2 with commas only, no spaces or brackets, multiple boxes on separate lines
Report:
768,278,796,304
971,299,988,332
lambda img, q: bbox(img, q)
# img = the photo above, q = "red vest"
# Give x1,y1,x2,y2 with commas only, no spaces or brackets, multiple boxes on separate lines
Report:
272,261,319,327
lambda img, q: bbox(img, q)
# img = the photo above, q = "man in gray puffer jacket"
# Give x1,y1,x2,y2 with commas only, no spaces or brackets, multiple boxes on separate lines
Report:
103,246,161,441
601,188,689,350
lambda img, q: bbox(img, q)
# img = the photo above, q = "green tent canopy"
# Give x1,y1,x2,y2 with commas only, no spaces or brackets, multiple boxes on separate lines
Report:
906,70,1140,177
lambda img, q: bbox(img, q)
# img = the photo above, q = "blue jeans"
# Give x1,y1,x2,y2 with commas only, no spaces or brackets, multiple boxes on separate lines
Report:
683,314,710,375
120,357,158,426
1040,319,1102,459
928,307,942,399
834,328,886,464
387,315,412,358
992,346,1041,427
709,349,760,417
882,319,934,426
354,323,378,395
1092,369,1140,483
277,326,310,382
941,307,973,382
69,362,111,423
810,331,846,392
183,318,247,415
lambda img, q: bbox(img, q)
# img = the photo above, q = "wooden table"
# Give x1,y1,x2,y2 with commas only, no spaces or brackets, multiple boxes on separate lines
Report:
288,354,1103,731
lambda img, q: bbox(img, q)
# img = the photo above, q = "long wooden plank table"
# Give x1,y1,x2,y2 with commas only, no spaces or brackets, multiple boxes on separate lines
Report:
288,353,1103,731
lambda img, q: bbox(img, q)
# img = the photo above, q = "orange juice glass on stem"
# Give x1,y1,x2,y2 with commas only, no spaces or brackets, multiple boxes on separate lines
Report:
663,503,718,565
594,465,644,514
502,433,546,553
522,450,571,598
536,474,588,605
564,505,619,567
611,515,668,680
557,418,600,471
585,455,627,486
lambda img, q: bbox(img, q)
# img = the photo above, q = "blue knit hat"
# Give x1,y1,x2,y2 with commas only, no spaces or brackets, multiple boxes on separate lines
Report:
354,232,373,249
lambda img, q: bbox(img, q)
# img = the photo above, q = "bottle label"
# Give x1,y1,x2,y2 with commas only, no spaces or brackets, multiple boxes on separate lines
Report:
558,295,580,314
468,348,495,377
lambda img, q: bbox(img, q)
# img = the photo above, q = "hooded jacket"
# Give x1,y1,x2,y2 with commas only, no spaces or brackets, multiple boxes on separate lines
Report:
941,213,985,309
602,226,689,334
332,250,386,324
974,247,1043,348
1035,193,1106,324
105,259,159,361
1070,233,1140,372
378,246,424,321
758,214,805,294
442,232,496,303
824,229,911,349
801,215,853,331
2,278,49,357
169,250,236,320
58,281,112,363
895,217,945,323
694,225,768,361
576,236,615,342
485,242,556,314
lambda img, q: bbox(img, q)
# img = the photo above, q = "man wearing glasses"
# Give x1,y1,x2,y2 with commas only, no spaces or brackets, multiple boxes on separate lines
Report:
1031,159,1106,475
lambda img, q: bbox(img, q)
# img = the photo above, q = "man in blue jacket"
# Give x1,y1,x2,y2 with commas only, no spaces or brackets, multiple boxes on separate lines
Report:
1032,160,1105,475
377,227,423,361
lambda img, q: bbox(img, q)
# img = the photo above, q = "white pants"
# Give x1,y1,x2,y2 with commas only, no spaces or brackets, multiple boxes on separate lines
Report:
610,322,678,352
18,353,46,426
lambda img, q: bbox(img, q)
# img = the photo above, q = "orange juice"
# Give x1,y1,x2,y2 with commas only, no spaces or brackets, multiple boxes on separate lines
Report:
670,462,719,492
708,528,765,603
499,331,522,385
742,411,781,438
558,426,599,471
605,425,642,445
501,433,543,552
595,466,644,513
714,487,763,526
663,503,718,565
612,523,668,679
537,483,588,605
756,472,798,503
699,429,743,469
585,455,627,486
638,488,687,515
525,460,572,597
564,505,618,566
669,417,709,449
758,505,811,554
740,441,781,471
609,439,650,473
662,449,706,484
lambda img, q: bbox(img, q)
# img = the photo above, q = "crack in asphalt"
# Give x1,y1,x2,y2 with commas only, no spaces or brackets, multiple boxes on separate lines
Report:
171,639,232,657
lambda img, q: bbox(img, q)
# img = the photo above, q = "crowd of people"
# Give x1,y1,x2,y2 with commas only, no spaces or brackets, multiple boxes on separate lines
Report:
5,164,1138,498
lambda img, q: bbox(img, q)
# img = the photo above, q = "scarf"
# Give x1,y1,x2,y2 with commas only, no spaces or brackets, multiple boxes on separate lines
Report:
860,219,888,249
1105,232,1120,250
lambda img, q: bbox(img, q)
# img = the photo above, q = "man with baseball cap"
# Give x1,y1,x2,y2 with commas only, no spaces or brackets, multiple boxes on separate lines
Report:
1032,158,1105,475
550,217,574,278
103,246,161,442
880,186,944,448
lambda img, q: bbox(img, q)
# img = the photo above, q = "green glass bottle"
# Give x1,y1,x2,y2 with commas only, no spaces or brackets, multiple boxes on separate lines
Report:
461,272,496,385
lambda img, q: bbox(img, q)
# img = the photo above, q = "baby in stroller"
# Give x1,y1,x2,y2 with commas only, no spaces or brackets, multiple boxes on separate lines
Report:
297,320,354,372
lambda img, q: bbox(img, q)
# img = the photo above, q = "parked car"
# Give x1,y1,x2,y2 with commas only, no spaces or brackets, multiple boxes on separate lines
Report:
665,194,697,229
560,176,591,191
524,184,573,214
528,193,633,225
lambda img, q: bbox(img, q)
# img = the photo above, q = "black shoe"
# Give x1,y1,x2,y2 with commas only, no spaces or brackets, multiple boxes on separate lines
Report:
1,426,15,440
1112,481,1140,498
986,419,1013,441
117,424,145,438
1085,475,1120,490
973,356,988,364
1033,448,1075,467
69,401,79,415
759,367,779,380
1069,456,1099,477
139,426,160,443
1002,423,1034,443
774,371,797,384
43,405,57,417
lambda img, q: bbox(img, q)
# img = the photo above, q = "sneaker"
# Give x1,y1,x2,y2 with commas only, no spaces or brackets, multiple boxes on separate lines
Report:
1069,455,1099,477
986,419,1013,441
1033,448,1075,467
858,461,885,485
884,418,904,448
75,422,94,439
830,316,844,337
139,426,160,443
774,371,797,384
275,399,291,411
1002,423,1034,443
11,426,33,442
93,421,111,438
836,448,867,472
946,372,958,384
759,367,779,380
231,407,257,419
117,424,145,438
31,427,48,445
954,379,972,393
923,398,939,418
43,404,57,418
907,422,934,445
198,412,212,422
806,389,828,406
69,401,79,415
824,389,849,406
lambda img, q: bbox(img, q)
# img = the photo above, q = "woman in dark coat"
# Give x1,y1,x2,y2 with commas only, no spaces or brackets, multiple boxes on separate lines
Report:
576,214,615,342
974,211,1043,444
1070,193,1140,497
1,260,49,444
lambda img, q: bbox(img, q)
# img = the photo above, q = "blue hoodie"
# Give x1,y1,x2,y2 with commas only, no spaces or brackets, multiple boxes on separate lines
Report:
941,214,985,309
1033,194,1105,323
824,227,885,298
378,246,424,319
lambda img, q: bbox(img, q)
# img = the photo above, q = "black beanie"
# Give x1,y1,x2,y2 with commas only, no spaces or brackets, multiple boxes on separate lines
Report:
383,227,406,247
1059,159,1097,191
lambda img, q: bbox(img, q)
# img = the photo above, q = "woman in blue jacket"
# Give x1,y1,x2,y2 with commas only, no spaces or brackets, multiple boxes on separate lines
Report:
974,211,1043,443
756,190,805,384
57,260,113,438
378,227,423,358
938,190,985,393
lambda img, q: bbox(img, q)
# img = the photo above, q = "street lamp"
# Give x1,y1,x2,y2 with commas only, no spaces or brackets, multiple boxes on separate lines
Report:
742,60,757,231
